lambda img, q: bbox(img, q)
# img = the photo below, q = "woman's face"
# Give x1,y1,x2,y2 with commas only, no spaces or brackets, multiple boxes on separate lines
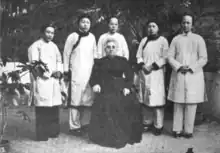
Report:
108,18,119,33
79,17,91,33
147,22,159,36
105,41,117,56
181,15,193,33
43,27,55,42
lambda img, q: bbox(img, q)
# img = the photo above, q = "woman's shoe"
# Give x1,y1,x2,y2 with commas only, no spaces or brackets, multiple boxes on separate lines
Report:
172,131,183,138
143,123,153,132
152,127,163,136
69,128,83,136
183,133,193,139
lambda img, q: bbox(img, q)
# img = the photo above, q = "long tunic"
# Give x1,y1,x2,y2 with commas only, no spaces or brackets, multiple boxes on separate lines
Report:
28,38,63,107
63,32,96,107
97,32,129,60
168,32,208,103
136,36,168,107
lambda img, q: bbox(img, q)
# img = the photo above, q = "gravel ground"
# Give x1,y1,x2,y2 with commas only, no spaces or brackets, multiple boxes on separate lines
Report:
1,107,220,153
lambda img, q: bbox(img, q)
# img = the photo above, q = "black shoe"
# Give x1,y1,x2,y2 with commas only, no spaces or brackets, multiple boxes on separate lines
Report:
172,131,183,138
183,133,193,139
143,123,153,132
69,128,83,136
153,127,163,136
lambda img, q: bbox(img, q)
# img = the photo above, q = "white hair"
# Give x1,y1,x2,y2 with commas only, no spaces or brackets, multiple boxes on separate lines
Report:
103,38,119,54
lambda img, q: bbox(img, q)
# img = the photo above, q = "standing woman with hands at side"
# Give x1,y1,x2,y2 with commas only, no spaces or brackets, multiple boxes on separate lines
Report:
63,14,97,136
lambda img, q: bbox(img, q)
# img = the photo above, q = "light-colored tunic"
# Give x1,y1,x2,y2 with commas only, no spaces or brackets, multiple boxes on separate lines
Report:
136,36,168,107
28,38,63,107
97,32,129,60
168,32,208,104
63,32,96,107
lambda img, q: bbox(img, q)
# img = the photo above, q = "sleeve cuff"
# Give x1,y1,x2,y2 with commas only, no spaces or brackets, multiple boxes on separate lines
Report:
188,66,196,73
136,62,144,71
152,62,159,70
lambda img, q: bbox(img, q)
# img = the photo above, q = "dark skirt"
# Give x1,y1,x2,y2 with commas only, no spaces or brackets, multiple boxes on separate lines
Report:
35,106,60,141
88,91,143,149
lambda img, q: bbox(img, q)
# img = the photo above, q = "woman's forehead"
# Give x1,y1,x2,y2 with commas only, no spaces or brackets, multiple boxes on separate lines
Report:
45,27,55,32
182,15,193,22
148,22,158,27
80,17,91,22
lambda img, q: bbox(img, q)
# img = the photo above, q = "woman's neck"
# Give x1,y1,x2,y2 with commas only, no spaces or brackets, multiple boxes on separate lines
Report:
148,34,159,40
42,38,50,43
108,31,117,35
77,29,89,37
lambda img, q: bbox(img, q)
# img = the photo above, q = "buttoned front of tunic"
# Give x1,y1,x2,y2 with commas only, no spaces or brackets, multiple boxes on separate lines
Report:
168,32,208,103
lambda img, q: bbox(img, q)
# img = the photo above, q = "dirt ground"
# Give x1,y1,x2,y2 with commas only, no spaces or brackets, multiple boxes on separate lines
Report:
2,106,220,153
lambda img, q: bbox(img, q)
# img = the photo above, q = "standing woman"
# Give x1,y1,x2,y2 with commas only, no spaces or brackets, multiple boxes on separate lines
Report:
136,20,169,135
63,14,97,136
28,23,63,141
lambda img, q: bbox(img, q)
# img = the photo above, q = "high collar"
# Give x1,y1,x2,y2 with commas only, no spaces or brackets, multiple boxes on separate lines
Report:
105,55,115,60
77,29,89,37
181,31,192,36
108,32,117,35
41,38,51,44
147,34,160,41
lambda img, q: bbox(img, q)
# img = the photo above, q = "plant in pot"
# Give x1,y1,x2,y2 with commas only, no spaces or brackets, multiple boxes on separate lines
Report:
0,60,49,153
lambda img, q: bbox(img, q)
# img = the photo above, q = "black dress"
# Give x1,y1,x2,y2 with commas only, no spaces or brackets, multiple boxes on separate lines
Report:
88,56,143,149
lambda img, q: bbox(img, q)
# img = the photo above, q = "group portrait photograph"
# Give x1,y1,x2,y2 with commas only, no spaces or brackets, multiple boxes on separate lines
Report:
0,0,220,152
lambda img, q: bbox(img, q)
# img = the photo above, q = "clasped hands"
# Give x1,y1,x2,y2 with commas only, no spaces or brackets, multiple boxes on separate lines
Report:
92,84,130,96
51,71,63,79
142,65,153,75
177,66,193,74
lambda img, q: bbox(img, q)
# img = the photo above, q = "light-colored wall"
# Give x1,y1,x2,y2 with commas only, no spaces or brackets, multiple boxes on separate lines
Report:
2,62,30,84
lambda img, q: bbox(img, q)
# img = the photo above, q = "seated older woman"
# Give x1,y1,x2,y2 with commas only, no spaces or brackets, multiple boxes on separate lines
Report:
88,38,143,149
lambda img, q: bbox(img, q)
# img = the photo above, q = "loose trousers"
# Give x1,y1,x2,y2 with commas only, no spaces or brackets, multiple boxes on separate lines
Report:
69,107,91,130
35,106,60,141
173,103,197,134
142,106,164,129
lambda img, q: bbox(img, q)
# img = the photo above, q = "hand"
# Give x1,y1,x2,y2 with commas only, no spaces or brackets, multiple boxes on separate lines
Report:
177,66,189,74
51,71,63,79
63,71,71,81
142,65,152,75
123,88,130,96
178,66,193,74
187,68,193,73
42,72,51,79
93,84,101,93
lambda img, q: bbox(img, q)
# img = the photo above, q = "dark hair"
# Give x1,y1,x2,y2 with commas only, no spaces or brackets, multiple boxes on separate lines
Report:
77,14,92,24
107,16,118,24
40,22,56,33
142,19,160,37
181,12,195,24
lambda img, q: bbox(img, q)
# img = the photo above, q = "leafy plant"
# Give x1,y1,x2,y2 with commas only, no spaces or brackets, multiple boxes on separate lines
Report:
0,60,49,143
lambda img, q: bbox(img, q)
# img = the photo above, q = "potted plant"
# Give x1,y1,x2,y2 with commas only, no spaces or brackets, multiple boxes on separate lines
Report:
0,60,48,152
